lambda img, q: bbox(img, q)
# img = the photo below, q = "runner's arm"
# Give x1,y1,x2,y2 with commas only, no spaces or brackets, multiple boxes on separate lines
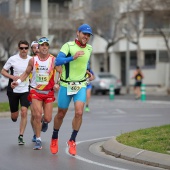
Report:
55,52,73,66
19,58,33,82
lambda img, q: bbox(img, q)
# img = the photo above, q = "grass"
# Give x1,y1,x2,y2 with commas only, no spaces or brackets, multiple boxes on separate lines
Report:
0,102,10,112
0,102,57,112
116,124,170,155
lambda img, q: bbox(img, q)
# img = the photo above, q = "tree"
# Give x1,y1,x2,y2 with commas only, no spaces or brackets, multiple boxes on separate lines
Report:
0,15,18,60
83,0,125,72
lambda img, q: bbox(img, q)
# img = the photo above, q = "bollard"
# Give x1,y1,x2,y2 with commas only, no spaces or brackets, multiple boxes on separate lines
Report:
141,84,146,101
109,84,114,100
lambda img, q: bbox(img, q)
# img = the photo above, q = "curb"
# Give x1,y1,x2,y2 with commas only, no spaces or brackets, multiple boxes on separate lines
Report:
102,137,170,169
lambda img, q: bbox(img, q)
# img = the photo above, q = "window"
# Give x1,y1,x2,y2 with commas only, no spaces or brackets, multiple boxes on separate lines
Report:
144,51,156,67
144,11,170,29
0,1,9,17
30,0,41,13
159,51,169,62
130,52,137,68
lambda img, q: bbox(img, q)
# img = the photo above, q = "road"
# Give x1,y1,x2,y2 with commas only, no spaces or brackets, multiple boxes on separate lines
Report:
0,91,170,170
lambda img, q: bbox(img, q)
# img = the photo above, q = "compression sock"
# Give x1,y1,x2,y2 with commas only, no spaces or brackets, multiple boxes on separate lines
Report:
69,130,78,142
52,129,59,139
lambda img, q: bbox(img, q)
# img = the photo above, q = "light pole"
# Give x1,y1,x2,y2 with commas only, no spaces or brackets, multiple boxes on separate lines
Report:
122,27,130,94
41,0,48,37
126,35,130,94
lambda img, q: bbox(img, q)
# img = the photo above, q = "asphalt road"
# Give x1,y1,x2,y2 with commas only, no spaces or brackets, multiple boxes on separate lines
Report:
0,91,170,170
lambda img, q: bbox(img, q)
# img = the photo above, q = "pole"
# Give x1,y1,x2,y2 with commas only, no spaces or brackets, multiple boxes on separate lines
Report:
41,0,48,37
141,84,146,101
126,38,130,94
125,1,130,94
109,84,114,100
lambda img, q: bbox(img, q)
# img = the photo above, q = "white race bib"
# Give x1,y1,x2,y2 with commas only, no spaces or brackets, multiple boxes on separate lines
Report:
67,83,82,95
36,73,49,85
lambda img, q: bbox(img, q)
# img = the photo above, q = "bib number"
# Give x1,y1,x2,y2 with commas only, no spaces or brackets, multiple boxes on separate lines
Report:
67,84,82,95
36,73,49,85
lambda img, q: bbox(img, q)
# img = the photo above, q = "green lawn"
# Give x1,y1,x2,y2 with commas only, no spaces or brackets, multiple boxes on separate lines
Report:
0,102,57,112
116,124,170,155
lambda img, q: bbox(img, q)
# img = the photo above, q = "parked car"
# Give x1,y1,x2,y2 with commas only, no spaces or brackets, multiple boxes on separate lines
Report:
91,72,122,95
0,74,9,91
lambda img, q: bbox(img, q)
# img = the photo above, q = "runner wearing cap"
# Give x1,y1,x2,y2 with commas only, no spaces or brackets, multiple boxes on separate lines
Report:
50,24,93,156
31,41,39,56
11,37,61,150
30,41,40,142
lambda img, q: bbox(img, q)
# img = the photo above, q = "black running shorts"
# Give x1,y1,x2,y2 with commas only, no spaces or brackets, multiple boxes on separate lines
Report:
7,91,30,113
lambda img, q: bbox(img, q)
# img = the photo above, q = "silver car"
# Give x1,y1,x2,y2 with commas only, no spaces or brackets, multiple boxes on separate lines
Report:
91,72,122,95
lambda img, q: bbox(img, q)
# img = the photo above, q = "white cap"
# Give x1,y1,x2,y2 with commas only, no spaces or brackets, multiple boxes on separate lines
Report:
31,41,38,47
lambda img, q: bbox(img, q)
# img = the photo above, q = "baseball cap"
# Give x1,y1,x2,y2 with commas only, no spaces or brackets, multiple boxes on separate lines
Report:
38,37,49,45
31,41,38,47
78,24,93,35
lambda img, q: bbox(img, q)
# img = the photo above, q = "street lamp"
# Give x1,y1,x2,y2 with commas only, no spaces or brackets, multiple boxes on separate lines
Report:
122,27,130,94
41,0,48,37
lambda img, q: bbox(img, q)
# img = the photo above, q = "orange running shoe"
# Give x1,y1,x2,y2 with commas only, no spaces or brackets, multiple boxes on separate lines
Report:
67,140,76,156
50,139,58,154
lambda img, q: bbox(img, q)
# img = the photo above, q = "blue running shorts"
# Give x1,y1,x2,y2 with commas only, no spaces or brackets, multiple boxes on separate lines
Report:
86,83,92,89
57,85,86,109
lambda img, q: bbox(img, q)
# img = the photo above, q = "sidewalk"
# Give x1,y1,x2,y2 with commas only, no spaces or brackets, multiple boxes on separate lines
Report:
102,137,170,169
121,86,168,96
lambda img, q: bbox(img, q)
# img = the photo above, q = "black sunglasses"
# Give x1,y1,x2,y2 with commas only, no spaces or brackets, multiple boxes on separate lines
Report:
19,47,29,50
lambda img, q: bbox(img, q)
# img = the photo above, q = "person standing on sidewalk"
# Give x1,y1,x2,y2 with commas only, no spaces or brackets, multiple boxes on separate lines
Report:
50,23,93,156
132,66,144,99
11,37,61,150
1,40,31,145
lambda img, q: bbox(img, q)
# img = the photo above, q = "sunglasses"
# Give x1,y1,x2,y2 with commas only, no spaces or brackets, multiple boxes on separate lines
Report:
38,37,49,45
19,47,29,50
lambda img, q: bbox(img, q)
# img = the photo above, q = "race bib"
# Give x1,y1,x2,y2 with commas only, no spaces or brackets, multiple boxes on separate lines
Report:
67,83,82,95
36,73,49,85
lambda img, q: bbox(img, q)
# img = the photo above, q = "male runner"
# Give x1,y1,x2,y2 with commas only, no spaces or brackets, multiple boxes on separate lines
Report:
12,37,60,150
50,24,93,156
1,40,31,145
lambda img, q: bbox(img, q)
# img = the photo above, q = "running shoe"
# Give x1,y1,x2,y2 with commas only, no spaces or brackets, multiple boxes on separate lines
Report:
32,134,36,142
18,135,25,145
50,139,58,154
41,121,48,132
67,140,76,156
85,107,90,112
33,139,42,150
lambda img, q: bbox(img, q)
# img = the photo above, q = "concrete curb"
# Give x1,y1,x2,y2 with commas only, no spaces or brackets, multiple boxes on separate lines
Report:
102,137,170,169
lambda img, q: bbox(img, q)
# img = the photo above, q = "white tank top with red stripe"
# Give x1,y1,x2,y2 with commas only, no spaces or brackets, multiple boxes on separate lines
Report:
30,54,55,90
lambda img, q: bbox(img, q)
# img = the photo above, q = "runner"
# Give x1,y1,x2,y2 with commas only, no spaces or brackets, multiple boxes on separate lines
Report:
11,37,61,150
1,40,31,145
132,66,144,99
50,24,93,156
85,68,95,112
30,41,39,142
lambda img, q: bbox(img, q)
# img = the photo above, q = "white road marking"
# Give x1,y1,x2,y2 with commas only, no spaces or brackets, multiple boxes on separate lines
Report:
115,109,126,114
65,137,129,170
